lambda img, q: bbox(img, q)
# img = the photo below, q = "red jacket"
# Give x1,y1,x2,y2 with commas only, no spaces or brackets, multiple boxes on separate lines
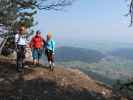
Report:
30,36,45,48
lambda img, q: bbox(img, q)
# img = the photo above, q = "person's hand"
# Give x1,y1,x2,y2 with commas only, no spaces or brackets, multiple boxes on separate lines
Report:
28,43,33,49
26,44,30,48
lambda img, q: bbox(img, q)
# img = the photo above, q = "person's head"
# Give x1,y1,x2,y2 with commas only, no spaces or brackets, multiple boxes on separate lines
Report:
47,32,52,40
19,26,26,34
36,30,41,37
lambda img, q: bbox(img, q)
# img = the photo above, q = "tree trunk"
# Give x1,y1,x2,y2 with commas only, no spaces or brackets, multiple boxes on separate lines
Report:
0,38,7,54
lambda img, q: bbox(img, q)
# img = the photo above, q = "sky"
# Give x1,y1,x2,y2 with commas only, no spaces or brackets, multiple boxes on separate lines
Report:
35,0,133,47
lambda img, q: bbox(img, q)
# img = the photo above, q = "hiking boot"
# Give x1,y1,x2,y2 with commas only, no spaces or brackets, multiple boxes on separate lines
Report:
49,65,54,72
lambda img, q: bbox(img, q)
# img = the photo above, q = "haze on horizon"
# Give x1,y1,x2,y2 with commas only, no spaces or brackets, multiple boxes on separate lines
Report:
35,0,133,46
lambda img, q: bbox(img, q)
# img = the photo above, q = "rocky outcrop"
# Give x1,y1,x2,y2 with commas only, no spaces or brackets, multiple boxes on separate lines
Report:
0,57,128,100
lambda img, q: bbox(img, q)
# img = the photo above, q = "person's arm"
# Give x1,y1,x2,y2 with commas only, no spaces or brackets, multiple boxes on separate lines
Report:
29,38,34,49
15,34,19,49
15,34,19,43
26,34,30,44
51,40,55,54
42,37,46,48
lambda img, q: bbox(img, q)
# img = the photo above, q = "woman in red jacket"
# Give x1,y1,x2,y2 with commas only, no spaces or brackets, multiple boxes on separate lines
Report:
30,31,45,65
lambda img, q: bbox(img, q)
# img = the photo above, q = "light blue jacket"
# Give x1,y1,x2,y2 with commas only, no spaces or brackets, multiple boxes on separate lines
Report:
45,39,55,53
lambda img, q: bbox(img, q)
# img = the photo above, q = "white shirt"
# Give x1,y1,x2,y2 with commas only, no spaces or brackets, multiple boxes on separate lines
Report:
15,34,28,45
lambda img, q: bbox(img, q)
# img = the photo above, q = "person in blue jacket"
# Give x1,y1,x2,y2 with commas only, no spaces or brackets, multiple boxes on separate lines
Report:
45,32,55,71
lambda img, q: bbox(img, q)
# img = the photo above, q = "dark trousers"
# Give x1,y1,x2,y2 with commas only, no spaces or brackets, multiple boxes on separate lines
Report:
16,45,26,70
45,49,54,62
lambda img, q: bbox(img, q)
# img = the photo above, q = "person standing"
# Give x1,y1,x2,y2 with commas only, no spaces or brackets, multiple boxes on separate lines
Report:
30,31,45,65
15,26,29,72
45,32,55,71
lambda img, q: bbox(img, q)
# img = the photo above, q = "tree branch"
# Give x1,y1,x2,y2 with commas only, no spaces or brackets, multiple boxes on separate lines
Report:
35,0,75,10
128,0,133,26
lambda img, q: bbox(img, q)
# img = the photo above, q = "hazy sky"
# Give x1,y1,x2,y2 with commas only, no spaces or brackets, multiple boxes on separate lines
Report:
35,0,133,46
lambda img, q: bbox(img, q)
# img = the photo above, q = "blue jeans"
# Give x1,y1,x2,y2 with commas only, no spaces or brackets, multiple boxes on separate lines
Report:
32,48,43,60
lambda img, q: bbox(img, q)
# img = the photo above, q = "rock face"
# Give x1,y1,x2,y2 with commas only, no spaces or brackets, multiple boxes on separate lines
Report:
9,47,32,61
25,47,32,61
0,57,128,100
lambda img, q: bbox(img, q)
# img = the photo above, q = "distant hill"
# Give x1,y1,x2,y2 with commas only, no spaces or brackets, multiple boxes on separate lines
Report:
55,47,105,63
110,48,133,60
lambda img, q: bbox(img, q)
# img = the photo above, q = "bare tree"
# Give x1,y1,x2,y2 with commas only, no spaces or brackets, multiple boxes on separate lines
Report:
35,0,75,10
